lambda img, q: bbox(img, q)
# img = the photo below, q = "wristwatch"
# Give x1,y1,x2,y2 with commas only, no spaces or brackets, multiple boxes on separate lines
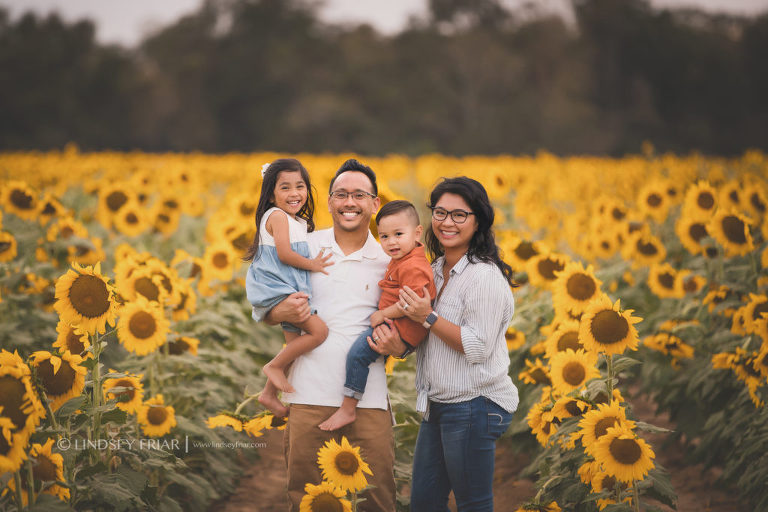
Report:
422,311,439,329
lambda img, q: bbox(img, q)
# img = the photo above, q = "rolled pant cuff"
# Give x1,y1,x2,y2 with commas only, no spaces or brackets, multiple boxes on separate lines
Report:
343,387,364,401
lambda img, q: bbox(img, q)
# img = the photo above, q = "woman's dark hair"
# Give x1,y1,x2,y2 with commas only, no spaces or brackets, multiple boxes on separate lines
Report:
243,158,316,261
425,177,517,287
328,159,378,196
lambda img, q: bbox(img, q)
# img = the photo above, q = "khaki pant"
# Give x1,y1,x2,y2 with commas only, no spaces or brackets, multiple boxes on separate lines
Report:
284,403,396,512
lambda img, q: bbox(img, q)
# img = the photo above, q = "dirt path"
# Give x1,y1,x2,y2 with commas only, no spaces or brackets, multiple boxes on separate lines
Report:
215,397,749,511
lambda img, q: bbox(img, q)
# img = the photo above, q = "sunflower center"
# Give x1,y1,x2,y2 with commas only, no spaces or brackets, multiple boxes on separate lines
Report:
233,233,250,251
609,437,642,464
729,190,739,203
213,253,229,269
658,272,675,289
334,452,360,476
311,492,344,512
530,368,550,384
271,416,287,428
611,207,626,221
697,192,714,210
11,189,34,209
69,274,111,319
126,213,139,224
567,274,597,301
557,332,582,352
129,311,158,339
33,455,59,481
636,240,658,256
721,215,746,244
168,339,187,355
111,379,136,402
0,376,29,430
595,417,619,438
190,262,202,278
646,193,662,207
565,401,584,417
65,329,86,353
689,223,708,242
562,361,586,386
591,310,629,345
240,204,255,217
752,302,768,321
147,405,168,425
683,278,699,293
0,242,11,253
36,359,77,396
106,191,128,212
514,241,538,261
158,213,170,224
42,202,57,215
164,199,179,210
0,428,10,455
750,193,766,213
134,277,160,301
602,475,617,491
538,258,565,280
61,226,75,239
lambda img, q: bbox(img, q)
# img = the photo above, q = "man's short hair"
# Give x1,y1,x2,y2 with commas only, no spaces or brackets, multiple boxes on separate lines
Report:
328,159,378,196
375,200,420,226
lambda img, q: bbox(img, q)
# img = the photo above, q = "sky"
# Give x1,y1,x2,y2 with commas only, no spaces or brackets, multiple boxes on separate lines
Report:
2,0,767,47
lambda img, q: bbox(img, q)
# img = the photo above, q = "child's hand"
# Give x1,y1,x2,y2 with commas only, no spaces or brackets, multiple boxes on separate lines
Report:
370,310,386,327
310,249,334,274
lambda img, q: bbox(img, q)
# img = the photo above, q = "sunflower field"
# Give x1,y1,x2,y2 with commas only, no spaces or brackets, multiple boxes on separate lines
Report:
0,147,767,511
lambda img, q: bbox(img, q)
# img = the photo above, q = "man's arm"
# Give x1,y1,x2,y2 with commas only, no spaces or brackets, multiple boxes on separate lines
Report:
367,318,408,357
263,292,311,325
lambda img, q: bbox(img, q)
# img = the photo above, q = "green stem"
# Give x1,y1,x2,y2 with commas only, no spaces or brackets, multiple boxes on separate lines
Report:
633,479,641,512
606,353,615,396
92,333,102,442
41,390,60,432
25,457,36,507
233,393,261,416
149,353,158,397
351,491,357,512
13,470,24,510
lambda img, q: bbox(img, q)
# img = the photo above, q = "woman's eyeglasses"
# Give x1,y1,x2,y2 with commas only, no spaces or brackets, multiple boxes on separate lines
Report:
329,190,377,201
429,206,474,224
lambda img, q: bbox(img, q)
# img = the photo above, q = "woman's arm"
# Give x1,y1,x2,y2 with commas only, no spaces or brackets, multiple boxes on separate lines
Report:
398,285,464,353
267,211,333,273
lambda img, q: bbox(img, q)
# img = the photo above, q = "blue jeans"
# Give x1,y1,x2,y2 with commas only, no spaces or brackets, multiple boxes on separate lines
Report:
344,327,379,400
410,396,513,512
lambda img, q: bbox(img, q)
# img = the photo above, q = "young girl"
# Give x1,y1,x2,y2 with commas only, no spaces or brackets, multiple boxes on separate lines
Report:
244,158,332,415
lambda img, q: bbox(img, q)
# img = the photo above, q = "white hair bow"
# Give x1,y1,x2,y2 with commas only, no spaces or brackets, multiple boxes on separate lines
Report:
261,163,271,177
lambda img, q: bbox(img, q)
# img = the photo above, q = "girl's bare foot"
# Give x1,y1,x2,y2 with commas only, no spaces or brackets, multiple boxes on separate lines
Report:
258,392,289,418
263,363,296,393
318,407,356,431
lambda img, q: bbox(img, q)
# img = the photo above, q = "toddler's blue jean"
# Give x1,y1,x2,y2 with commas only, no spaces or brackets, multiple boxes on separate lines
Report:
343,327,379,400
410,396,513,512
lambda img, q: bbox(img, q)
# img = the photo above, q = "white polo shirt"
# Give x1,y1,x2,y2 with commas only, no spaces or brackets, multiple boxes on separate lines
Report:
256,228,391,409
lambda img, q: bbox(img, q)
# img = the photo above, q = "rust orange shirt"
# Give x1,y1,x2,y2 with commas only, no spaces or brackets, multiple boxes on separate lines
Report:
378,243,437,346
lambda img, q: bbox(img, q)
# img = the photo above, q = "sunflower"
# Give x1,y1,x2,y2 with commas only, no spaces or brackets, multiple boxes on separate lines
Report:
0,350,46,435
579,295,642,356
593,424,655,483
121,266,169,304
68,236,106,266
0,231,17,262
117,298,170,356
203,241,238,283
138,394,176,437
578,400,635,456
171,279,197,321
647,263,684,299
207,414,244,432
243,416,270,438
551,395,591,421
621,230,666,268
113,201,149,237
299,482,352,512
265,413,288,430
526,397,558,446
578,459,602,484
549,349,600,395
168,335,200,356
2,180,38,220
384,355,405,375
708,210,754,257
29,350,87,411
171,249,204,280
553,262,602,315
54,262,118,335
718,180,742,211
46,216,89,243
22,438,70,502
506,327,526,351
97,182,134,227
53,319,92,358
0,414,29,474
316,436,373,493
38,193,68,226
681,272,707,295
153,207,181,236
675,215,710,255
743,182,767,220
503,236,545,271
682,180,717,220
103,371,144,414
527,252,570,290
743,294,768,334
636,180,670,223
642,333,694,361
703,285,732,314
519,358,551,386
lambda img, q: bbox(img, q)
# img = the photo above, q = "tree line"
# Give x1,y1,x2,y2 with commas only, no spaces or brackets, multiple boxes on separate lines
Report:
1,0,766,156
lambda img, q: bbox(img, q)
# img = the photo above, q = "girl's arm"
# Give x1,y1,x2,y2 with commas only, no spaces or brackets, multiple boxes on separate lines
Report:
267,211,333,273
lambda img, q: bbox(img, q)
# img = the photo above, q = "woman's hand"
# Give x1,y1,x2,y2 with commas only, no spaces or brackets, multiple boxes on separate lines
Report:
367,318,406,356
398,285,432,323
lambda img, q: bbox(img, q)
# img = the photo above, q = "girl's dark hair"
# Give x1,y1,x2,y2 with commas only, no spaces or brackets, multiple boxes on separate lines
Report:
425,177,517,287
243,158,316,262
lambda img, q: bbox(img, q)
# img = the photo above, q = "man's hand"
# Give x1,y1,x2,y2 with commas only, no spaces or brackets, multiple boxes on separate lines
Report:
264,292,310,326
367,318,406,356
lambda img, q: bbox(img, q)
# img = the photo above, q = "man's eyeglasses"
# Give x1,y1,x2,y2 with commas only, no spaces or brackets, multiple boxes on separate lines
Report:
429,206,475,224
329,190,377,201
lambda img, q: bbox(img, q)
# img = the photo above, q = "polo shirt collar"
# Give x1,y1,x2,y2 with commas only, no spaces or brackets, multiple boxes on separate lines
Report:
320,229,381,260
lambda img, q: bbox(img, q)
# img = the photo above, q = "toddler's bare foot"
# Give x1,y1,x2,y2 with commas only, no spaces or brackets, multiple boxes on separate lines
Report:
258,392,289,418
318,407,356,431
263,363,296,393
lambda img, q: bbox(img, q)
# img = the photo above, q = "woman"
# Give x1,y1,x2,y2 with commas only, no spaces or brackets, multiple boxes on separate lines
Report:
397,176,518,511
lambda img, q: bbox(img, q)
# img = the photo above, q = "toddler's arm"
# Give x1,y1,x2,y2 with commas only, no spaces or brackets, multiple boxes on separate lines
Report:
267,210,333,273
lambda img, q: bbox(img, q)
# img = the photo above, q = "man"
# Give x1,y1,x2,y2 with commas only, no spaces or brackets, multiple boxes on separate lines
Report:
252,159,406,511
